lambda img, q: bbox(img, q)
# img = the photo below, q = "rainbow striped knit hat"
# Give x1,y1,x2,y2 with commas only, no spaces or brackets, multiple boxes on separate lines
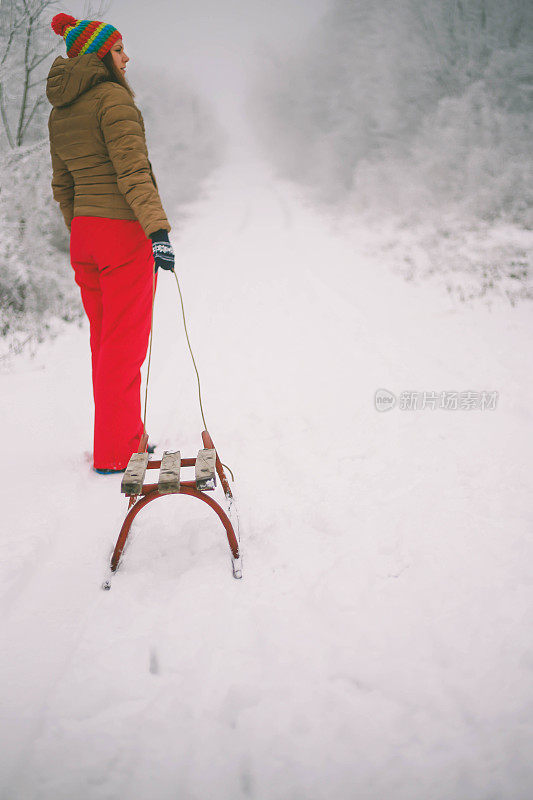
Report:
51,13,121,59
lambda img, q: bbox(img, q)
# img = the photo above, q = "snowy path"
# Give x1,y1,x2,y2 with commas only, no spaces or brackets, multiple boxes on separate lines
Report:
1,156,532,800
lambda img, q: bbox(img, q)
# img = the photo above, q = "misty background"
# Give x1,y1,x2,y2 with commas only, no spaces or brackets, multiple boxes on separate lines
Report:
253,0,532,222
0,0,532,345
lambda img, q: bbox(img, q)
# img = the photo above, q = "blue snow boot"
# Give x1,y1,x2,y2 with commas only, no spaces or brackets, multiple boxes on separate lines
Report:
93,443,156,474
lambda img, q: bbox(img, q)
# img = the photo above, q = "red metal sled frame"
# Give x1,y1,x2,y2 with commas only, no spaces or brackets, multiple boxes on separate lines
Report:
109,431,241,577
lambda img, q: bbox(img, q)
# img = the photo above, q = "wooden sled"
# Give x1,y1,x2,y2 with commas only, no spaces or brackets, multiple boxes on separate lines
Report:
103,430,242,588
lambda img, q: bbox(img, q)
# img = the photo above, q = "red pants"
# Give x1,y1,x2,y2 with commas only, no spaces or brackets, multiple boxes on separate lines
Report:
70,217,156,470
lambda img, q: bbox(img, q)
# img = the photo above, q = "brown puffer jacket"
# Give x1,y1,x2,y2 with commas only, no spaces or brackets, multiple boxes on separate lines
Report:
47,53,170,237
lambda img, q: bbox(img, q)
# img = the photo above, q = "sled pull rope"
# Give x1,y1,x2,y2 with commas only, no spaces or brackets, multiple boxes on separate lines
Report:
172,269,208,433
142,268,234,483
142,268,156,434
172,270,235,483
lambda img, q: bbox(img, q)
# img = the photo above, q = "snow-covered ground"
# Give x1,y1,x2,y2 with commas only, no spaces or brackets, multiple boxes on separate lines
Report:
1,152,532,800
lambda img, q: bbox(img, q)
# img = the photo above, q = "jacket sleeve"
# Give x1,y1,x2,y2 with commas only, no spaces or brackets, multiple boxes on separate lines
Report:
98,85,170,237
49,139,74,231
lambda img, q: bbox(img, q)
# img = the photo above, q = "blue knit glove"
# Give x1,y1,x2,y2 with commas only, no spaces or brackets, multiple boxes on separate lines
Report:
150,229,175,272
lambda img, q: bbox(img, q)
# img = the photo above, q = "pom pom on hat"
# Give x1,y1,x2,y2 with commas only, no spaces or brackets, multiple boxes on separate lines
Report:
51,12,121,59
51,13,78,37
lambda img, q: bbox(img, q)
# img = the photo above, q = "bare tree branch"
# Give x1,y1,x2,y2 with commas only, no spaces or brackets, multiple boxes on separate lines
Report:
1,25,18,68
16,14,34,145
1,1,26,67
30,43,60,71
0,83,15,147
20,93,43,140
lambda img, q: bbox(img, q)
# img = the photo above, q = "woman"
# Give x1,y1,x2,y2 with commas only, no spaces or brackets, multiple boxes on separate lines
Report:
47,13,175,474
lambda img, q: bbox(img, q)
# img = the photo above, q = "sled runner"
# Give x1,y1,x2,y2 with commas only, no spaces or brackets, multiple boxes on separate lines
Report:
103,430,242,588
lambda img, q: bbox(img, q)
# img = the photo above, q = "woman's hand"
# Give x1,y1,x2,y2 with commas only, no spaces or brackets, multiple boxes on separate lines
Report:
150,229,175,272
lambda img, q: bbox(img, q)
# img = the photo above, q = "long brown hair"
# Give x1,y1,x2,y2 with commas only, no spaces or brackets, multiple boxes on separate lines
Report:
101,50,135,98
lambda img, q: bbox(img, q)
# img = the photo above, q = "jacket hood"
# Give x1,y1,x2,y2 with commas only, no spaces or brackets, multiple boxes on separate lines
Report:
46,53,109,108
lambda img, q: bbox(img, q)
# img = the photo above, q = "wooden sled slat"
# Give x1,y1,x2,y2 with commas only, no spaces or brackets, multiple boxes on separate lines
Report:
121,452,149,495
106,432,241,587
195,448,216,491
158,450,181,494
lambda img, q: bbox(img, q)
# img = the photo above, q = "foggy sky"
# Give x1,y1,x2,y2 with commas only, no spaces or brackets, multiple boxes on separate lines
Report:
68,0,330,140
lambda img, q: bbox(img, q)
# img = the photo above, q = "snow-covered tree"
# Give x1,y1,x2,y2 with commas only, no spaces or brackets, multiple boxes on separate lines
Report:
1,0,60,148
251,0,533,225
0,1,110,148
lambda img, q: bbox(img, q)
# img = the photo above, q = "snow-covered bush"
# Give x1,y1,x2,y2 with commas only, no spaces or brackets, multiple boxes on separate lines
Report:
248,0,532,302
250,0,533,227
0,140,79,342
